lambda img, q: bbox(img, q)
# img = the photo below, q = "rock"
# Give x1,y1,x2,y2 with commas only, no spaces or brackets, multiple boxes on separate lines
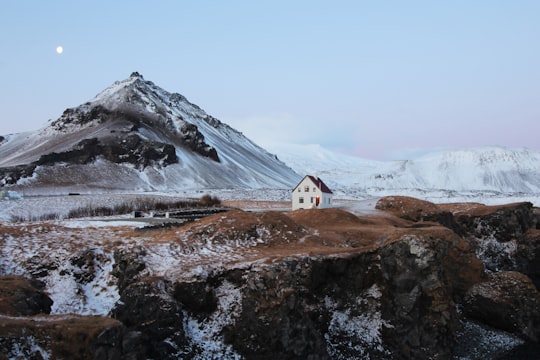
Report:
0,315,125,360
219,228,483,359
179,123,220,162
0,276,52,316
223,259,331,359
377,231,481,359
454,202,536,242
173,280,217,314
376,196,442,222
36,133,178,170
0,164,37,186
375,196,463,235
454,202,538,275
3,197,538,358
111,276,185,359
112,248,146,292
512,229,540,289
463,271,540,341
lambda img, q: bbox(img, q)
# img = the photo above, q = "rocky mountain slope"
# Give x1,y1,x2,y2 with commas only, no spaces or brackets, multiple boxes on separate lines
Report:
0,72,300,193
1,197,538,358
270,144,540,198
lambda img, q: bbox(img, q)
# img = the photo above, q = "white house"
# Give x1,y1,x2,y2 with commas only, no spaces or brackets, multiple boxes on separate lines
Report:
291,175,333,210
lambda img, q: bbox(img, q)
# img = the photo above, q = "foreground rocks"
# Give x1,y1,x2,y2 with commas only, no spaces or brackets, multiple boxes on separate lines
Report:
0,196,539,359
463,271,540,342
0,276,52,316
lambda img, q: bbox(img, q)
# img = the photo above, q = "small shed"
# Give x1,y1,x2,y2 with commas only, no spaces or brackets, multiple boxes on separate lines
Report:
291,175,333,210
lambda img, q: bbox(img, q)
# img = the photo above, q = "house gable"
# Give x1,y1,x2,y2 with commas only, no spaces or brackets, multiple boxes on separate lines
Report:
292,175,333,194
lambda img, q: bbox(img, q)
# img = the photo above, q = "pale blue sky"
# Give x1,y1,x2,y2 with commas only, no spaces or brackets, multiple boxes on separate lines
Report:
1,1,539,159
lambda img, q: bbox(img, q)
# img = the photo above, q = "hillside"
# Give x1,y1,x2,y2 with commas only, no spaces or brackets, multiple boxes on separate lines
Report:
0,73,300,193
269,144,540,201
1,197,538,358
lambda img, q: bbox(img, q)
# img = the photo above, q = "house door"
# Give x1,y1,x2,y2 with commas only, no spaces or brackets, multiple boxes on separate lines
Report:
315,196,320,207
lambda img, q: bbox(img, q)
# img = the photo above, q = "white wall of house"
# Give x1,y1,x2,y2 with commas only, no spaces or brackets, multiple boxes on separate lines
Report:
291,177,333,210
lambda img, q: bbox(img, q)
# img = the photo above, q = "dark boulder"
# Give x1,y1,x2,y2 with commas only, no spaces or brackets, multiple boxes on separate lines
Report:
0,275,52,316
111,276,186,359
463,271,540,342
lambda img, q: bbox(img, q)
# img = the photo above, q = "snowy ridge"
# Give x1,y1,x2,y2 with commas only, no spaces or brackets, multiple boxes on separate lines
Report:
268,144,540,203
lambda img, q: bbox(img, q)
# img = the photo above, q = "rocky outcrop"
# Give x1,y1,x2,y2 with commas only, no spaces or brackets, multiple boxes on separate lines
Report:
0,315,125,360
453,202,536,242
0,276,52,316
105,223,482,359
0,276,124,360
0,164,37,186
452,202,539,281
179,123,220,162
36,135,178,170
1,198,539,358
375,196,463,235
463,271,540,342
0,134,178,185
377,197,540,286
112,277,186,359
222,232,475,359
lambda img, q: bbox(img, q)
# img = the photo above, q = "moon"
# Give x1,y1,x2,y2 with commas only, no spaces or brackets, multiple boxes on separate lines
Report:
56,46,63,54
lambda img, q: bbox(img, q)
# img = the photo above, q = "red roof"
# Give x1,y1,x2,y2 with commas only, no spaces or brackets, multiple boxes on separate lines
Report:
292,175,333,194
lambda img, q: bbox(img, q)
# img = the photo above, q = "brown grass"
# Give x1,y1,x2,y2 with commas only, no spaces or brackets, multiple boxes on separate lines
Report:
0,314,123,359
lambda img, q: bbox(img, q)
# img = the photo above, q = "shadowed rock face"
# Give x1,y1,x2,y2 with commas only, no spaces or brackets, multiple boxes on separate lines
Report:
106,212,482,359
36,136,178,169
0,134,178,185
1,198,539,359
0,276,124,359
0,164,36,185
0,276,52,316
377,196,539,285
463,271,540,342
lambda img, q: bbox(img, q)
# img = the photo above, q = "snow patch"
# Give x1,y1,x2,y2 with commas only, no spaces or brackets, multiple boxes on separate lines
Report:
4,335,51,360
182,280,243,359
324,284,391,358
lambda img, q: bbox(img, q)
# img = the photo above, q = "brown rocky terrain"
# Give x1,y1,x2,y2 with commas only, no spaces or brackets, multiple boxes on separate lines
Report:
0,196,539,359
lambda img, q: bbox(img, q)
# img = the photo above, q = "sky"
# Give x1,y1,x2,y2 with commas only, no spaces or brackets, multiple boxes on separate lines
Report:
1,1,539,160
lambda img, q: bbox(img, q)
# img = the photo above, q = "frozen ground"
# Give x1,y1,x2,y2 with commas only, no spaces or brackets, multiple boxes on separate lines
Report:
1,188,538,222
1,188,537,359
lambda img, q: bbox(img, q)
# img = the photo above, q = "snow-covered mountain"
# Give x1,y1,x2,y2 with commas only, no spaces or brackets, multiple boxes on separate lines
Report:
269,144,540,200
0,72,300,193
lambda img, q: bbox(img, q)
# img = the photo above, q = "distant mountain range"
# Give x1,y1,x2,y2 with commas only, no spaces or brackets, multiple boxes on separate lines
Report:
269,143,540,198
0,72,300,193
1,72,539,200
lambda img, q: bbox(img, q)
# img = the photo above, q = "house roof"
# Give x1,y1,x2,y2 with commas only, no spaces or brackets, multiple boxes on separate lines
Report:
292,175,333,194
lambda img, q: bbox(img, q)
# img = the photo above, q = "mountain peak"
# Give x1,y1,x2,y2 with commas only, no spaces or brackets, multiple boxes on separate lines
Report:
0,73,300,191
130,71,143,79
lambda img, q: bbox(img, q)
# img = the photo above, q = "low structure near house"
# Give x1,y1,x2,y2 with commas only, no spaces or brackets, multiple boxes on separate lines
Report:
291,175,333,210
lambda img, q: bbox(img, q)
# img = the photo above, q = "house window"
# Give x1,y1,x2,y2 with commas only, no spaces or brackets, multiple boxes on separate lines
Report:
298,188,301,192
299,197,304,203
310,197,314,203
304,186,309,192
313,187,316,192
